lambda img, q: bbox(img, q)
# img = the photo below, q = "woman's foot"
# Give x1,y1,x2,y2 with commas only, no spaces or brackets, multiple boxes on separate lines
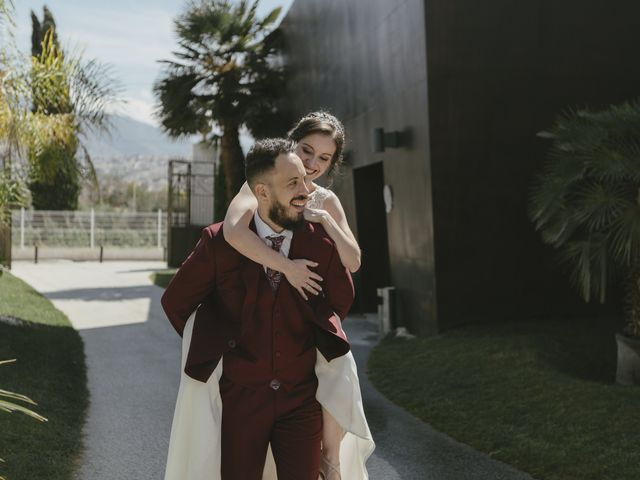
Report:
318,452,341,480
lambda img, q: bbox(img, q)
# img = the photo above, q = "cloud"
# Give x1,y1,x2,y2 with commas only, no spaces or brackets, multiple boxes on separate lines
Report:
107,95,158,127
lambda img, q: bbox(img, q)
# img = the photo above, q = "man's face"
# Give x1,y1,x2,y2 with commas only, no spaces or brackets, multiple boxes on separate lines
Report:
264,153,310,230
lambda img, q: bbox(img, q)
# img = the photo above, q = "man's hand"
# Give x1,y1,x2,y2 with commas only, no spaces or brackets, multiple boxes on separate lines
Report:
283,258,323,300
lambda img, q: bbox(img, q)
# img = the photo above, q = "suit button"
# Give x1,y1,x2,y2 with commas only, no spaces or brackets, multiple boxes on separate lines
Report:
269,379,281,391
275,351,281,358
228,339,236,348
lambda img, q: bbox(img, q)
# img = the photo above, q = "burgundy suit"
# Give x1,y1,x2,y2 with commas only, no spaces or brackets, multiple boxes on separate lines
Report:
161,219,354,479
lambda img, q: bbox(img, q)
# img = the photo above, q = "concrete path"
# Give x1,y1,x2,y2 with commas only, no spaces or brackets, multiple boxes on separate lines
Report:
11,260,535,480
12,260,178,480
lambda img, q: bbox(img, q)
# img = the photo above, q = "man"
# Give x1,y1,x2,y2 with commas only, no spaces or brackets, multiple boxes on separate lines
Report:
161,138,354,479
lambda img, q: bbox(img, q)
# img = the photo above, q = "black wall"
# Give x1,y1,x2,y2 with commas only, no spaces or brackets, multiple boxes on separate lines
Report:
282,0,439,335
425,1,640,326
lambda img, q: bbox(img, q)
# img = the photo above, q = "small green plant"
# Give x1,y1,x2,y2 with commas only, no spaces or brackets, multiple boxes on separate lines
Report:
0,172,26,229
0,359,47,480
530,98,640,337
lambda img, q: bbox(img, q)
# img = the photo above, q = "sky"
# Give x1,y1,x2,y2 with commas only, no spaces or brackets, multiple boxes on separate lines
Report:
13,0,294,127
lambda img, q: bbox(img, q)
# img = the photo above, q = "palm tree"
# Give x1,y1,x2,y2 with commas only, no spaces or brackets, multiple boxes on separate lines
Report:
0,0,28,262
529,98,640,338
27,7,120,210
154,0,286,205
0,0,12,23
1,3,119,249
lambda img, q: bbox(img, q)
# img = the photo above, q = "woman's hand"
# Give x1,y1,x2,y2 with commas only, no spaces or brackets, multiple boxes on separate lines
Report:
304,207,330,224
283,258,323,300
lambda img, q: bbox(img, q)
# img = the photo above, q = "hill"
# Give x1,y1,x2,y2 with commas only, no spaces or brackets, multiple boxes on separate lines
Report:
83,115,192,158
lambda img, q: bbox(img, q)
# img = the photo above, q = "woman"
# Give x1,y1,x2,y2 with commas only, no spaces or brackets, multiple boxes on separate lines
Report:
223,111,372,480
164,112,374,480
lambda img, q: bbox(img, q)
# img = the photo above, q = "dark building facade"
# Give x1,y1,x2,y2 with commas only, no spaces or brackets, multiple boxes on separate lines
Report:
281,0,640,335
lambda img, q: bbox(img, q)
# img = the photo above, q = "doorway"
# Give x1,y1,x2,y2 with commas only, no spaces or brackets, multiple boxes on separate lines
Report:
353,162,391,312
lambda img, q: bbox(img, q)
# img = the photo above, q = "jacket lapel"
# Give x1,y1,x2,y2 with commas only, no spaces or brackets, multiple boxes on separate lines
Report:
289,221,314,260
239,220,262,335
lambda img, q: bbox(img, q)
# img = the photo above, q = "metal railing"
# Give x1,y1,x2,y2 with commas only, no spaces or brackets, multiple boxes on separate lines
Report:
10,208,185,249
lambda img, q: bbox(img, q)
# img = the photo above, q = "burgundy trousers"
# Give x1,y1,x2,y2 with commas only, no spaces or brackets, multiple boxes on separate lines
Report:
219,374,323,480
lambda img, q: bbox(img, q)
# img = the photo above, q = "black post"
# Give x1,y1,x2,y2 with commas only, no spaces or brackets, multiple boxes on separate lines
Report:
186,162,192,226
34,245,38,264
167,160,174,268
99,245,104,263
0,217,12,270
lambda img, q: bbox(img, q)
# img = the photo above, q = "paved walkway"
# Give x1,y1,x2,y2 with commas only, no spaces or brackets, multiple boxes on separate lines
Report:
11,260,534,480
12,260,177,480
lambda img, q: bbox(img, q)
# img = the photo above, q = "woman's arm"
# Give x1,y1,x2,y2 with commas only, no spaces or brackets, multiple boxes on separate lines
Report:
305,192,362,273
223,182,323,299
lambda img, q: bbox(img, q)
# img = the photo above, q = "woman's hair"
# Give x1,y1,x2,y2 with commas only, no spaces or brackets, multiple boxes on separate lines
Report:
287,111,345,177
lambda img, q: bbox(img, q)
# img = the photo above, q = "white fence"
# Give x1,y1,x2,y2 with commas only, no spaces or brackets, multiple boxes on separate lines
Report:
11,209,171,249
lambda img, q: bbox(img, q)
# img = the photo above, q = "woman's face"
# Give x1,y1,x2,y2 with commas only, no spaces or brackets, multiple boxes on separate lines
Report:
295,133,337,183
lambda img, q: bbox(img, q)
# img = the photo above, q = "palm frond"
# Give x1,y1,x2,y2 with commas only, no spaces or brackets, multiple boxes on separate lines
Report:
607,203,640,267
529,173,572,229
78,143,100,200
571,180,630,233
558,235,610,303
0,0,14,26
259,7,282,30
530,97,640,307
0,399,47,422
0,389,38,405
0,360,48,424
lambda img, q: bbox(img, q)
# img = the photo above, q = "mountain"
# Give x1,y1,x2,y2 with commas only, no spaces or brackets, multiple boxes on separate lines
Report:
82,115,192,158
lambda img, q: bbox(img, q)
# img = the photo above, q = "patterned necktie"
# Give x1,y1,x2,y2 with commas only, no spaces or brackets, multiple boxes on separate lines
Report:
266,235,286,291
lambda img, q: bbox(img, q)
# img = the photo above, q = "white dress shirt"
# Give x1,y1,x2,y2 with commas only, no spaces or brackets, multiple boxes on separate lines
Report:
254,211,293,271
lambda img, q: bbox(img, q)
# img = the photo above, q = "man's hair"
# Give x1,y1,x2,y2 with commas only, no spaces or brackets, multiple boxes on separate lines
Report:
245,138,297,188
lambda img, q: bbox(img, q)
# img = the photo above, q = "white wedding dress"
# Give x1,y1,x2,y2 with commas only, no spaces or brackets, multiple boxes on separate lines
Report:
164,185,375,480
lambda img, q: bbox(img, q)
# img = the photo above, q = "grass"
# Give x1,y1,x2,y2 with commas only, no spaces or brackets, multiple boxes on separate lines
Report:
0,270,88,480
368,316,640,480
151,268,176,288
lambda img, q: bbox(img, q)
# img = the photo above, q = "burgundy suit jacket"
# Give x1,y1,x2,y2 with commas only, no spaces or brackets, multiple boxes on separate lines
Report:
161,220,354,383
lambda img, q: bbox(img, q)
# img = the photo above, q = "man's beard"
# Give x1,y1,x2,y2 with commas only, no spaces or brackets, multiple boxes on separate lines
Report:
268,197,305,231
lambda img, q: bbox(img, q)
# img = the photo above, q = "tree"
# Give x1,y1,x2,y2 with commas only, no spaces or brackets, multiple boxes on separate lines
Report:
1,2,119,220
213,159,227,222
529,98,640,337
31,6,58,58
154,0,287,206
28,7,79,210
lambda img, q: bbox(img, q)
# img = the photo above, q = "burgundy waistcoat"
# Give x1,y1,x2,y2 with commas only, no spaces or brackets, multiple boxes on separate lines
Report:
223,267,317,391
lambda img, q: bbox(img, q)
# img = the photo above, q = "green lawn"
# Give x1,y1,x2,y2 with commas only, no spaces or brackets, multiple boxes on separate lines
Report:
368,316,639,480
151,268,176,289
0,270,88,480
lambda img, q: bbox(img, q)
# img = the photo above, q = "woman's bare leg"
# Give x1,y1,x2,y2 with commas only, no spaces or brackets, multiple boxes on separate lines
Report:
319,407,343,479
